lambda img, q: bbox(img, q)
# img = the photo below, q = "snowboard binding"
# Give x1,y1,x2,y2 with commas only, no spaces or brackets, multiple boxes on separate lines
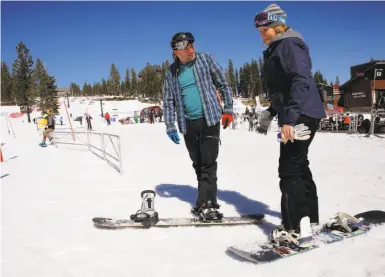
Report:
325,212,363,233
130,190,159,226
196,201,223,222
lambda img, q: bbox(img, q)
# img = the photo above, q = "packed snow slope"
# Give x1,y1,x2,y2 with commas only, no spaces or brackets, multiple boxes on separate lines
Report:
1,100,385,277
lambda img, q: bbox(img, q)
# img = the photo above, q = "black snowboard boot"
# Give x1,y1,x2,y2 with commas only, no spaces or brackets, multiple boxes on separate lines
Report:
196,201,223,222
191,206,200,216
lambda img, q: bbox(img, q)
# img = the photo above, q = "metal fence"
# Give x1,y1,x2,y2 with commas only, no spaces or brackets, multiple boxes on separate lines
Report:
51,130,123,174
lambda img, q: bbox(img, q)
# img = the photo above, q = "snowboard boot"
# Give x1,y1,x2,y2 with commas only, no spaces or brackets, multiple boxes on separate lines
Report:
270,217,313,249
324,212,362,234
196,201,223,222
191,206,200,216
130,190,159,226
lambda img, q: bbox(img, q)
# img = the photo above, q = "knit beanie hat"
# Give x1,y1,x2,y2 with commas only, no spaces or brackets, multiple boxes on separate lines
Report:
255,3,287,28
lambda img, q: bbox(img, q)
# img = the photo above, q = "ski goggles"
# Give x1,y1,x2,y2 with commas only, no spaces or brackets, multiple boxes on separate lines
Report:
173,40,194,51
254,12,286,28
172,32,195,50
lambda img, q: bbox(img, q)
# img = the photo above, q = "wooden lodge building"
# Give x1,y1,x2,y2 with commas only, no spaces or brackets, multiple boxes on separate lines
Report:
339,60,385,111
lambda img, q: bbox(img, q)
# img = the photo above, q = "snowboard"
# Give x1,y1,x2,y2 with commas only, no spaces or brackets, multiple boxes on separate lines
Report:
227,210,385,264
93,189,265,229
92,213,265,229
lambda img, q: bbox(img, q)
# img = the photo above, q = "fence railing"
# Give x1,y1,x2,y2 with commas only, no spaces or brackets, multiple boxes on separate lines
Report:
51,130,123,174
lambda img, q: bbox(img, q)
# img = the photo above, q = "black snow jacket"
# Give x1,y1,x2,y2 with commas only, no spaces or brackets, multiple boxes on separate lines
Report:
263,29,326,126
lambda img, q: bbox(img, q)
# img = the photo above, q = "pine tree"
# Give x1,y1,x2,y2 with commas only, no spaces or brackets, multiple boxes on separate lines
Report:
224,68,229,83
120,81,126,96
44,75,59,114
161,60,170,84
109,63,121,95
314,70,323,84
138,66,162,98
101,78,108,96
259,57,267,97
106,79,112,96
12,42,34,122
240,63,251,98
83,82,92,96
30,58,59,113
70,82,81,96
227,59,236,95
93,82,102,96
130,68,138,96
124,68,131,96
250,59,261,97
1,62,14,104
235,68,239,97
31,58,47,105
313,70,319,83
239,67,244,97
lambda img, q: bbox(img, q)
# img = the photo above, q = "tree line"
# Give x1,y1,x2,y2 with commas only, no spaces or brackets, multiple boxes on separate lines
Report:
66,58,336,99
1,42,59,123
69,61,171,100
2,41,339,122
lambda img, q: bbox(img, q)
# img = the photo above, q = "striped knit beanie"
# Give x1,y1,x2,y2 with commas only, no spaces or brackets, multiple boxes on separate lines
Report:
261,3,287,27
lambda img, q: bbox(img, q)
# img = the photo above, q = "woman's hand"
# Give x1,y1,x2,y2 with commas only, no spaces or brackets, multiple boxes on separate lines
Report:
281,124,294,143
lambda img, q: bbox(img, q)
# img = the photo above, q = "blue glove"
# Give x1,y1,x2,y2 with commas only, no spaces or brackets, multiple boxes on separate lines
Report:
167,131,180,144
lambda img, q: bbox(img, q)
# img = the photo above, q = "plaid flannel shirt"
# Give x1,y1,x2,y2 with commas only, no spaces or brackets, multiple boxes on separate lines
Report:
162,52,233,135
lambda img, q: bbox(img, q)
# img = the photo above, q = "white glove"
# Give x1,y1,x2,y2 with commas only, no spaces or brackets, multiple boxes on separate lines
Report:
293,123,312,140
278,123,311,143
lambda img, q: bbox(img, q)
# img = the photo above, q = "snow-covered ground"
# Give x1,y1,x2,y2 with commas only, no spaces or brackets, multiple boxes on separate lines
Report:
1,100,385,277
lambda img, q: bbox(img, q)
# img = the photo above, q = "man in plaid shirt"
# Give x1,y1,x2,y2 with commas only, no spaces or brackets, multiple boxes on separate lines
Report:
162,32,234,221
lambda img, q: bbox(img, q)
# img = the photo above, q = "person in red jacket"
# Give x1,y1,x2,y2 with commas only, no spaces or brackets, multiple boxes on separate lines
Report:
104,112,111,125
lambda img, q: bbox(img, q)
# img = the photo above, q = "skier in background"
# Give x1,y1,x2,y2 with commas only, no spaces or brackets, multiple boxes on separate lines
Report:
254,3,326,246
85,113,93,130
104,112,111,125
39,109,55,147
162,32,234,221
149,109,155,124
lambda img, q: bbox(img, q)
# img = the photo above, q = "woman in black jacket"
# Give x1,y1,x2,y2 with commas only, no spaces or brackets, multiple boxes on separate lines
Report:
254,3,326,247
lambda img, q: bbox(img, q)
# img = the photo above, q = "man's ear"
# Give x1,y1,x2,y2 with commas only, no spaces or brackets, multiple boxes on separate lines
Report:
173,51,179,61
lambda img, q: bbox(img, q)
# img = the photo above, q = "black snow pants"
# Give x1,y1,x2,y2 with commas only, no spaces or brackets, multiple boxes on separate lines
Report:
184,118,220,207
279,115,320,231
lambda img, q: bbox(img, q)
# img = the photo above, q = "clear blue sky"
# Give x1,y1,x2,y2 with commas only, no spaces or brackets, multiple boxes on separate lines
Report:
2,1,385,88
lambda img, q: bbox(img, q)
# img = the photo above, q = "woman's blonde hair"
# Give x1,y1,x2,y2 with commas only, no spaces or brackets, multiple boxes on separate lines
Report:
274,24,290,34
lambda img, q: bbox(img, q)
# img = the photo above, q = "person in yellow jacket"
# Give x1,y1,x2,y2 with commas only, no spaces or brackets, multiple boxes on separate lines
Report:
39,109,55,147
